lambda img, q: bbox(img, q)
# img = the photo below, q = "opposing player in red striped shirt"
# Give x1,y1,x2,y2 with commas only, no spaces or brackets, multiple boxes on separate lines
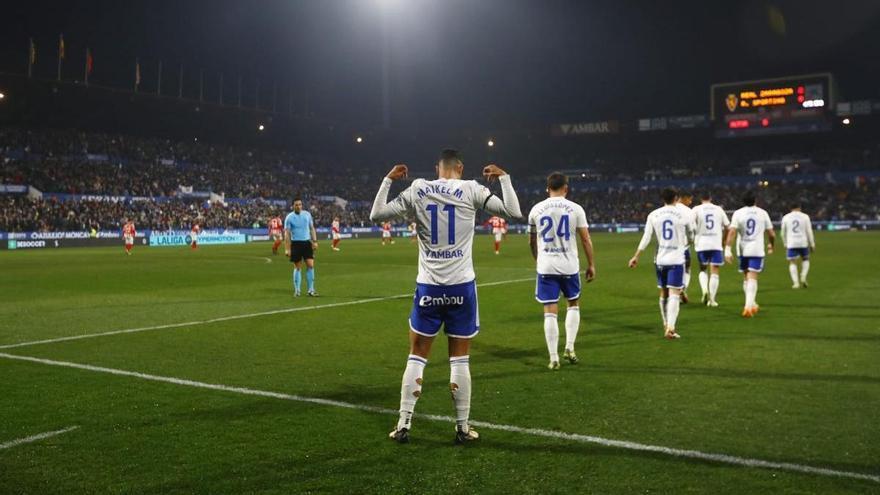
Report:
122,219,136,255
269,215,284,255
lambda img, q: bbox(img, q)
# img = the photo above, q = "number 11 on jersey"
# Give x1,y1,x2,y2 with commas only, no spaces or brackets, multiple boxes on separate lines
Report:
426,204,456,245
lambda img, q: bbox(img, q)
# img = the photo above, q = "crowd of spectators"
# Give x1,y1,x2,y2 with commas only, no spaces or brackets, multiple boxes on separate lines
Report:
1,126,878,232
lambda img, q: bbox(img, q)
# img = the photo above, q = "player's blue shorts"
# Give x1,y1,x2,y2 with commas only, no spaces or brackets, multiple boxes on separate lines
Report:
738,256,765,273
409,280,479,339
535,273,581,304
786,248,810,260
696,249,724,266
655,264,685,289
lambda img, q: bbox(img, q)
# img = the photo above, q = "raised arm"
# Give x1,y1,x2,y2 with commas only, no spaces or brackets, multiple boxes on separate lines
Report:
370,164,411,222
480,165,522,219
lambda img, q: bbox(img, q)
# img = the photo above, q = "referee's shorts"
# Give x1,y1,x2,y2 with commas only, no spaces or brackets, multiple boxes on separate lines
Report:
290,240,314,262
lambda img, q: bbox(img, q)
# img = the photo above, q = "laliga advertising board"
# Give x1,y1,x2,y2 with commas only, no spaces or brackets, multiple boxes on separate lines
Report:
149,232,246,247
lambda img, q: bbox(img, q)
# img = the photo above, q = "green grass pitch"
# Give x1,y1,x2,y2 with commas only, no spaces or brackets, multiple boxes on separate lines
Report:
1,232,878,494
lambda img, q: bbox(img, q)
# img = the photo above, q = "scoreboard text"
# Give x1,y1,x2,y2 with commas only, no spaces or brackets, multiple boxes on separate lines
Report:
711,74,834,138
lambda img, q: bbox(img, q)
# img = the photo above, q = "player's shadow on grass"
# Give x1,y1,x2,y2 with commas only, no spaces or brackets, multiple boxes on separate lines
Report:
586,364,880,385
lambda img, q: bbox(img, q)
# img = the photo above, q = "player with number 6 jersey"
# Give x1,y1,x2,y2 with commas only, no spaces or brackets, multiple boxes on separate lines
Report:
628,187,694,340
691,192,730,307
370,149,521,446
725,191,776,317
528,172,595,370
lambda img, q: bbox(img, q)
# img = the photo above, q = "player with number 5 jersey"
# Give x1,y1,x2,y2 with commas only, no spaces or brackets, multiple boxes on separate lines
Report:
370,149,521,446
628,187,694,340
528,172,595,370
691,192,730,307
725,191,776,318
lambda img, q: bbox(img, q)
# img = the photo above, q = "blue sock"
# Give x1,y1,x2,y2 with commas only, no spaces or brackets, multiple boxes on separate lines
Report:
293,268,301,293
306,267,315,292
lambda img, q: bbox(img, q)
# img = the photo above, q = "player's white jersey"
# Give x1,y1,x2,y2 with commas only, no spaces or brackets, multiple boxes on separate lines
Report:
675,202,697,247
528,198,588,275
638,205,694,266
691,202,730,251
370,176,520,285
781,211,814,249
730,206,773,257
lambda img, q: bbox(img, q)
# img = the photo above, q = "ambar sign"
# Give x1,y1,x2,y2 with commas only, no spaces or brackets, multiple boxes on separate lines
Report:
554,121,620,136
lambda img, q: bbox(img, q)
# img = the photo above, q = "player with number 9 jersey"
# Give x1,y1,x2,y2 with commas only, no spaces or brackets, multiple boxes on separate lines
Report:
725,191,776,317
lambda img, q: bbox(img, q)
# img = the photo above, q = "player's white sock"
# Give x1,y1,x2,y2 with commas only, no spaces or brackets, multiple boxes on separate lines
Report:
544,313,559,362
564,307,580,351
745,279,758,308
449,356,471,430
658,297,668,327
800,260,810,283
683,271,691,290
788,263,799,286
666,294,681,330
397,354,426,431
709,273,720,303
698,271,709,298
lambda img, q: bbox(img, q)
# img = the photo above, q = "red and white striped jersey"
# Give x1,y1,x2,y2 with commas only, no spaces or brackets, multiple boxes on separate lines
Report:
268,217,283,234
331,220,340,233
123,223,136,237
382,222,392,232
488,216,507,233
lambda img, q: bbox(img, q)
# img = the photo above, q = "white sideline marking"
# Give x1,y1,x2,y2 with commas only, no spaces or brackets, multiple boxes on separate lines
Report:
0,352,877,484
0,277,533,350
0,426,79,450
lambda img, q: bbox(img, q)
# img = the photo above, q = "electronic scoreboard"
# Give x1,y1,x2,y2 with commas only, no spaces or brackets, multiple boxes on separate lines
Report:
711,74,834,138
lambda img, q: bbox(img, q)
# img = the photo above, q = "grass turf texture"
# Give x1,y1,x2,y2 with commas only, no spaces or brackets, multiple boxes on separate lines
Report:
1,232,878,494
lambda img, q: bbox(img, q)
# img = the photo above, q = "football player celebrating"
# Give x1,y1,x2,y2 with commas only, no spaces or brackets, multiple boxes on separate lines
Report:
528,173,595,370
781,203,815,289
628,187,694,340
370,149,521,445
725,191,775,317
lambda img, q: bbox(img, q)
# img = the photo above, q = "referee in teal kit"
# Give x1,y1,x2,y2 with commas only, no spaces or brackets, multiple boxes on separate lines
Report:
284,198,318,297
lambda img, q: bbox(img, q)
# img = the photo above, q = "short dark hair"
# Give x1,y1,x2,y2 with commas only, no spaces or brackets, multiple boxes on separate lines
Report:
679,190,692,199
742,191,756,206
661,187,678,204
546,172,568,191
790,201,802,210
700,191,712,201
439,148,463,166
293,197,303,203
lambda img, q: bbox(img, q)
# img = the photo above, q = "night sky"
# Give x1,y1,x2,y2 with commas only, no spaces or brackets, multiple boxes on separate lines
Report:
2,0,879,130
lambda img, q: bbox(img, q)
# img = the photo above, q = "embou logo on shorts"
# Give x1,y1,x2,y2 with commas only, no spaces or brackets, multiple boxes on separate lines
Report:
419,294,464,307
